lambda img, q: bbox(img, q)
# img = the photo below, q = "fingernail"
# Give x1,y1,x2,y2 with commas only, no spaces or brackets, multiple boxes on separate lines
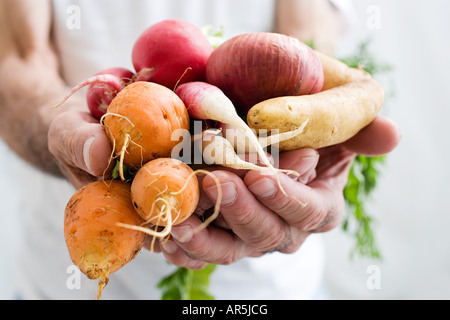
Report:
289,154,319,182
160,239,178,254
171,226,193,243
83,136,95,174
298,175,309,184
248,178,277,199
206,182,237,206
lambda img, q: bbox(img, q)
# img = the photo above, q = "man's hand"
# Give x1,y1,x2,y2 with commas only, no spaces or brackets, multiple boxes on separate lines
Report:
48,111,113,189
157,115,401,269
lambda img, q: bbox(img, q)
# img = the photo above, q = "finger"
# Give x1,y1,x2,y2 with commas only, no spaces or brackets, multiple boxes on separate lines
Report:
316,145,355,180
343,115,401,156
160,213,254,266
277,148,319,183
159,238,208,270
202,170,297,254
143,236,162,253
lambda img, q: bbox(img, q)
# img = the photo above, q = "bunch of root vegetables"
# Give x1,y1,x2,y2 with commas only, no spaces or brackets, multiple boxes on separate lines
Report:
57,19,384,299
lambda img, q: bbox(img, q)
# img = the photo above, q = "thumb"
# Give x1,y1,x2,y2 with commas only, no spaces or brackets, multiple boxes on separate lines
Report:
48,111,113,179
80,127,113,176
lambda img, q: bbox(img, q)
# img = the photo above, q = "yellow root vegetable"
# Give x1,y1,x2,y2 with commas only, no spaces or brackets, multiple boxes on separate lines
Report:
246,51,384,150
64,180,146,300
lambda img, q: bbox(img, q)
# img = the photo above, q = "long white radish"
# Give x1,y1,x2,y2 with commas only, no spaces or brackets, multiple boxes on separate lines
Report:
175,81,299,177
218,120,309,154
195,129,307,207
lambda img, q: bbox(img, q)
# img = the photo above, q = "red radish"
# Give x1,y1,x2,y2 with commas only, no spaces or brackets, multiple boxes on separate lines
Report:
53,67,135,120
175,81,299,177
206,32,324,115
86,68,135,119
132,19,214,90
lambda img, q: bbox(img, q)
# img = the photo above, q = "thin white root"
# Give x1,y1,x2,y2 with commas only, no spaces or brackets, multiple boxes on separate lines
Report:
133,67,155,82
116,201,173,239
96,269,110,300
100,113,141,181
176,169,222,242
117,170,222,245
118,134,131,181
100,112,136,128
173,67,193,92
52,74,123,109
116,220,172,239
258,119,309,149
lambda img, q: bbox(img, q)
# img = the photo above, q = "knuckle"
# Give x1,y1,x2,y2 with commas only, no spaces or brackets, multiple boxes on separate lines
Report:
302,195,345,233
185,260,208,270
265,191,307,222
217,249,240,265
226,201,259,228
251,221,291,254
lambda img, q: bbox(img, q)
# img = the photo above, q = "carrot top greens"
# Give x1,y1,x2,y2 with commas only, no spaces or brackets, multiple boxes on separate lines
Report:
158,264,217,300
340,39,394,260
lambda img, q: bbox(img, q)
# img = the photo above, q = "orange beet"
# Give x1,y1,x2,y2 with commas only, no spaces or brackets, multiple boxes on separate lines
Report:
103,81,190,171
64,180,145,299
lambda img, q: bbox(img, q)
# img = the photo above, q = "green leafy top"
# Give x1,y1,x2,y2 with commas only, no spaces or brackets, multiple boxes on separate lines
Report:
339,40,393,76
339,39,394,260
201,25,225,49
158,264,217,300
343,155,386,259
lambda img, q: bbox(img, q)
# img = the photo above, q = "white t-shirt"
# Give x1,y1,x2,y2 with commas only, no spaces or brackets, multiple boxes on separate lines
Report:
11,0,350,300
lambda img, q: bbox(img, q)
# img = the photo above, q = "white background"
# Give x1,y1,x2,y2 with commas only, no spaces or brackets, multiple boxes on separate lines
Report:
322,0,450,299
1,0,449,299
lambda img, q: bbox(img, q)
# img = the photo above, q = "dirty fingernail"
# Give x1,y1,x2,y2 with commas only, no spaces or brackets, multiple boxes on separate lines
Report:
160,240,178,254
83,136,95,174
288,154,319,181
248,178,277,199
206,182,237,206
171,225,193,243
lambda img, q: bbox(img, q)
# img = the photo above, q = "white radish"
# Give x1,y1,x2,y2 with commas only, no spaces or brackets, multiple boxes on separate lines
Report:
175,81,299,177
218,119,309,154
195,129,307,207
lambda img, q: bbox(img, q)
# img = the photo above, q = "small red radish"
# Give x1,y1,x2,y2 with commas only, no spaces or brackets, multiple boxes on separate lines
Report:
86,67,135,119
132,19,214,90
206,32,324,115
53,67,135,120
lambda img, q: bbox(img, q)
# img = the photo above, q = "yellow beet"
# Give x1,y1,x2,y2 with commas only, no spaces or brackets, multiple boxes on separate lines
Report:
64,180,146,299
246,51,384,150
